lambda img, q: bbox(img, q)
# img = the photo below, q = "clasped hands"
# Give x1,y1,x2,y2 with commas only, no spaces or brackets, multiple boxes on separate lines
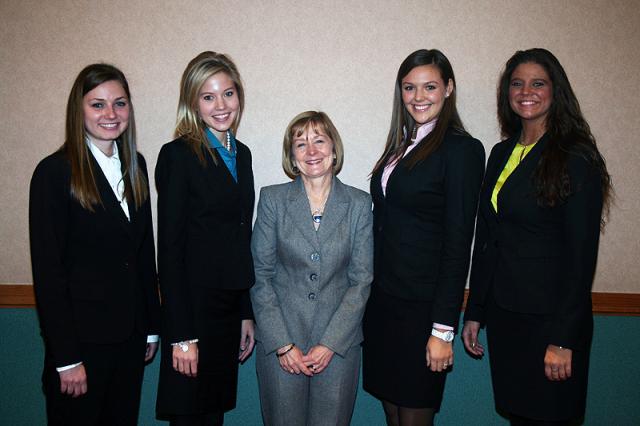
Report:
277,344,334,376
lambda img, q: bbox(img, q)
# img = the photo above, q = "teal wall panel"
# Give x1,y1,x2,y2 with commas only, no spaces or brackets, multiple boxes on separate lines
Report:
1,309,638,425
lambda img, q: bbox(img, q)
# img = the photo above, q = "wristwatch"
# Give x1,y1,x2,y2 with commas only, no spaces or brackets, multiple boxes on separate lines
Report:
431,328,455,342
178,342,190,352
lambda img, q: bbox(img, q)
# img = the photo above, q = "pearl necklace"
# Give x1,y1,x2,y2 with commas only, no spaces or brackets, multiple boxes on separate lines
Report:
225,131,232,152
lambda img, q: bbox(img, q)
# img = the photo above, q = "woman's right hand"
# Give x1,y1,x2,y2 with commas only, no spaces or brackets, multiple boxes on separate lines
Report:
277,345,313,377
462,320,485,357
172,342,198,377
59,364,87,397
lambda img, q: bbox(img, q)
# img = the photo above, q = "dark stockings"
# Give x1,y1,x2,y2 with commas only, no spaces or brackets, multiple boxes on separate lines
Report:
382,400,435,426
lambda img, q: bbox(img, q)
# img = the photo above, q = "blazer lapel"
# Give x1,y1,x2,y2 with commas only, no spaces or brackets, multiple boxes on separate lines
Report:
204,149,237,193
90,155,132,235
316,178,349,246
286,178,320,250
497,134,548,213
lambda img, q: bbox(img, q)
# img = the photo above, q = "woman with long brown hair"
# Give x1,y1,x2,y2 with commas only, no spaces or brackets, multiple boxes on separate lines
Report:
463,48,612,425
363,49,485,425
29,63,160,425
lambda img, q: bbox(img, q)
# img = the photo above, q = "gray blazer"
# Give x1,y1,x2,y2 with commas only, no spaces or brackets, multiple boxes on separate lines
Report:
250,177,373,357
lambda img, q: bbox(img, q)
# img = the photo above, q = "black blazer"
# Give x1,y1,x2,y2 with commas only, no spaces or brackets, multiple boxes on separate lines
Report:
464,135,603,350
371,130,485,327
29,149,161,367
155,137,255,344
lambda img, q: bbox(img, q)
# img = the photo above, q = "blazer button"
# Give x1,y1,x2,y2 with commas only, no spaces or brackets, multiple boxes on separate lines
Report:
310,253,320,262
124,262,129,268
308,292,316,300
309,273,318,281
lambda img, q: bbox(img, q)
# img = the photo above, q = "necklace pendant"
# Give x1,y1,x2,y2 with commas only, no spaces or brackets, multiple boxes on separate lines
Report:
312,210,323,223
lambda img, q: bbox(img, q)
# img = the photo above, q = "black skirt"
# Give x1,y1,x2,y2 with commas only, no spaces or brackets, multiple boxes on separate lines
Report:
486,297,592,421
156,287,244,417
362,285,447,409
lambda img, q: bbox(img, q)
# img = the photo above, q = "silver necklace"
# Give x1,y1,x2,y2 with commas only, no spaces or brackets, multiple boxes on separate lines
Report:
309,192,329,224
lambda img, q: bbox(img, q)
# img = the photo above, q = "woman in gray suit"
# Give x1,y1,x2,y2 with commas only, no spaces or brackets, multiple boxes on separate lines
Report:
251,111,374,426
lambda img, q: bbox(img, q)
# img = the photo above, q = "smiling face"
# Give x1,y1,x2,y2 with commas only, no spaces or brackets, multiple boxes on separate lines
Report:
509,62,553,127
83,80,130,144
292,125,335,180
197,72,239,140
401,64,453,126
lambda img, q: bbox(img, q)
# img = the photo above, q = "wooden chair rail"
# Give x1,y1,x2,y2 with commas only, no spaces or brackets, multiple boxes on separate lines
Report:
1,285,638,315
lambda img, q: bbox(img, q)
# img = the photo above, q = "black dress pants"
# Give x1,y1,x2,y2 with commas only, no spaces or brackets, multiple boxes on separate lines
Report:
43,333,147,426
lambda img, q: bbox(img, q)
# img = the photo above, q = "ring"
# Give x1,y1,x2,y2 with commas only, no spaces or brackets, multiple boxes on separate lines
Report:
443,363,448,368
551,368,559,372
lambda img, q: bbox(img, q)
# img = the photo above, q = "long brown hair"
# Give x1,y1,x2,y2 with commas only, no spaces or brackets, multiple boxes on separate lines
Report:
63,63,147,211
372,49,468,175
174,51,245,166
497,48,612,223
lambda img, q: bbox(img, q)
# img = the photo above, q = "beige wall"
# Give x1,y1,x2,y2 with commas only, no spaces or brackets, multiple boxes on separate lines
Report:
1,0,639,292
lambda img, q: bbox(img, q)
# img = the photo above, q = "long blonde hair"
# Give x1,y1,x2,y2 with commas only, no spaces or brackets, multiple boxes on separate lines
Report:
175,51,245,166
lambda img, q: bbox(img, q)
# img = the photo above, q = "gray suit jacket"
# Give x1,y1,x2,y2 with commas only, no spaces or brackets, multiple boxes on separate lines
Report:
250,177,373,357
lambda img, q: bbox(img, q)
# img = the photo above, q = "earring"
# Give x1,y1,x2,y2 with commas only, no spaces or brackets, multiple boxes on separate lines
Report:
292,165,299,173
333,157,337,166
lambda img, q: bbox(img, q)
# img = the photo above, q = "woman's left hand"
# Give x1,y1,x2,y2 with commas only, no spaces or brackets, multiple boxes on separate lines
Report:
426,336,453,372
238,319,255,361
544,344,572,381
302,345,335,374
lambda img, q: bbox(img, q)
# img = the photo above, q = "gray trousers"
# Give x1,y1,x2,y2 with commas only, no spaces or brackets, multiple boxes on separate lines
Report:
255,342,361,426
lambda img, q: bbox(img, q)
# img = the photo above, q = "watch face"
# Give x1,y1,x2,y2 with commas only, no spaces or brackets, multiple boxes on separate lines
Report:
444,331,454,341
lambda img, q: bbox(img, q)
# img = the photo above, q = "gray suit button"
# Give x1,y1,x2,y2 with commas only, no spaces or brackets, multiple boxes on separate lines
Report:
309,273,318,281
310,253,320,262
308,292,316,300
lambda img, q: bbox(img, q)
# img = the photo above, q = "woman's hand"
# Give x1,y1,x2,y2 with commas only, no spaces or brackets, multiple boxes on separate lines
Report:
426,335,453,372
172,342,198,377
59,364,87,397
145,342,159,362
462,320,485,357
277,345,313,376
239,319,255,361
544,344,572,381
302,345,335,375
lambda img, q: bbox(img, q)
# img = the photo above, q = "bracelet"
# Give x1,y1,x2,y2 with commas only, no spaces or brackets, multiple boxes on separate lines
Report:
276,343,295,358
171,339,199,353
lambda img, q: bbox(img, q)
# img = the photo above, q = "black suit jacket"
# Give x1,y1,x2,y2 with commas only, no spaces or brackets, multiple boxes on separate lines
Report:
371,130,485,327
464,135,603,350
29,149,161,367
155,137,255,344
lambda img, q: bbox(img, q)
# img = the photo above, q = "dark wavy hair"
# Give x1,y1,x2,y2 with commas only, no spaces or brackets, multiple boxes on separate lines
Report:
497,48,612,223
372,49,468,174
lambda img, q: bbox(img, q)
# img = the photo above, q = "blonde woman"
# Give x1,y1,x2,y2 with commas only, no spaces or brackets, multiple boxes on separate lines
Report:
155,51,255,426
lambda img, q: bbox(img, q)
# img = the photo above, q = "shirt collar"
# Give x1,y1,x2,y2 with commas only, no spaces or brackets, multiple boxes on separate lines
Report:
414,120,438,145
86,138,119,162
205,127,236,155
